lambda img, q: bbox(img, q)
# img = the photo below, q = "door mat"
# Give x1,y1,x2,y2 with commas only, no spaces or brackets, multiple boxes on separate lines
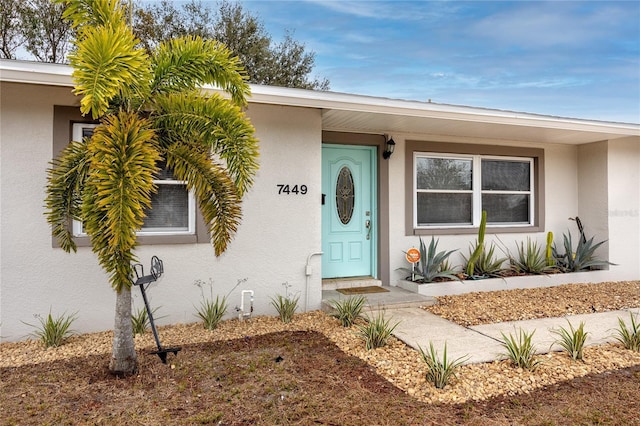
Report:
336,286,389,295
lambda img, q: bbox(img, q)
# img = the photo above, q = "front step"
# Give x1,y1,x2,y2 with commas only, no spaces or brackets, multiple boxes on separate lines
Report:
321,285,436,313
322,277,382,291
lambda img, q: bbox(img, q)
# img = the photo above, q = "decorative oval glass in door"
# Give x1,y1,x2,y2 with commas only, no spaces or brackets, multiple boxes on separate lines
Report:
336,166,355,224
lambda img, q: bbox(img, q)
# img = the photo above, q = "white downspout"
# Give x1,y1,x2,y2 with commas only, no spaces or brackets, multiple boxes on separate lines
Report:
305,252,323,312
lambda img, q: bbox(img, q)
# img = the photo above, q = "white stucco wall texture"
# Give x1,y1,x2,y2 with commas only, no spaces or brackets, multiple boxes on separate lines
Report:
0,84,322,341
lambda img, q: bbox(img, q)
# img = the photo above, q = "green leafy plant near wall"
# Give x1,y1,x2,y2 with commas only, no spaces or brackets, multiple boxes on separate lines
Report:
23,310,77,348
398,236,459,283
131,306,164,335
552,231,613,272
545,231,555,267
510,237,556,274
465,211,487,277
462,240,506,278
194,278,229,331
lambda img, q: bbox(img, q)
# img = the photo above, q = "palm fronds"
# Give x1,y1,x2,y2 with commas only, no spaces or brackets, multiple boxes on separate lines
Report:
81,111,159,291
152,36,250,105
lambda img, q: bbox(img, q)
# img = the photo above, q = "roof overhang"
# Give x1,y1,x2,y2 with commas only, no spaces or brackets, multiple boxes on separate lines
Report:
2,59,638,145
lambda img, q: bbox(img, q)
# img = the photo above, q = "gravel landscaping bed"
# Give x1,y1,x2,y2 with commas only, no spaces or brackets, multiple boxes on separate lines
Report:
2,280,640,405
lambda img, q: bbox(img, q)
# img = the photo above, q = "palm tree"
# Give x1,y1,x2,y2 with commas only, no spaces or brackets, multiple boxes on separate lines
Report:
45,0,259,375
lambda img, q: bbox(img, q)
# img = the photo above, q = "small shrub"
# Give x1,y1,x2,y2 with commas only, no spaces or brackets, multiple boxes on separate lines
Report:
131,306,163,335
24,310,77,348
196,296,228,331
418,342,468,389
357,310,400,350
552,230,613,272
510,237,554,274
500,328,541,370
330,295,366,327
551,320,589,360
462,241,506,277
465,210,487,276
194,278,228,331
398,236,459,283
271,294,299,323
613,313,640,351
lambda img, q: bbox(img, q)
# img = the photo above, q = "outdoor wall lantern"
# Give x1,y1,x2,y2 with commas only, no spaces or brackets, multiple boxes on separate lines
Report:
382,134,396,159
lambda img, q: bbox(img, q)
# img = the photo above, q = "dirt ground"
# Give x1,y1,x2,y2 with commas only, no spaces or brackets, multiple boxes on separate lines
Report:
1,280,639,425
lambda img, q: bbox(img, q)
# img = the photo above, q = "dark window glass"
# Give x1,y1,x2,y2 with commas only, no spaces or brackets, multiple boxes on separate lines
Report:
482,160,530,191
483,194,530,223
416,157,472,190
142,184,189,231
417,193,472,225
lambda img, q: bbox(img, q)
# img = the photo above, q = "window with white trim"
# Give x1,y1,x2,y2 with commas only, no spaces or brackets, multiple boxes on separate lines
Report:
71,123,196,237
414,152,534,228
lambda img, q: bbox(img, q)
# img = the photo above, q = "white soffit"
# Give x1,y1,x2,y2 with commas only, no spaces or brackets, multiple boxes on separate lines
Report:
248,85,640,145
2,59,639,145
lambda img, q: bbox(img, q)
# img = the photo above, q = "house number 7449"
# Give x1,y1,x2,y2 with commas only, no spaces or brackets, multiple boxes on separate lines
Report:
277,184,308,195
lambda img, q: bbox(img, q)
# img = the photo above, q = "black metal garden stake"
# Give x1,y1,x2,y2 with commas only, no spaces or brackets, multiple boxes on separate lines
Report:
132,256,181,364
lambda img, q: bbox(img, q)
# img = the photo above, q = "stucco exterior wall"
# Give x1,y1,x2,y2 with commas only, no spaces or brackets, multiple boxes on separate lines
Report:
606,137,640,279
577,141,609,260
0,82,323,341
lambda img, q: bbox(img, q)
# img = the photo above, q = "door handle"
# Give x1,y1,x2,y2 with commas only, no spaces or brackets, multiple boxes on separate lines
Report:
365,219,371,240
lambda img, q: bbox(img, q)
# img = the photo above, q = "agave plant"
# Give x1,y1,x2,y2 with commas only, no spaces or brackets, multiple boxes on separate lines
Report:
510,237,555,274
398,237,459,283
552,231,613,272
462,241,506,277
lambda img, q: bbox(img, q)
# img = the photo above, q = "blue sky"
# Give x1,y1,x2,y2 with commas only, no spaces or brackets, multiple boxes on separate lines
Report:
234,0,640,124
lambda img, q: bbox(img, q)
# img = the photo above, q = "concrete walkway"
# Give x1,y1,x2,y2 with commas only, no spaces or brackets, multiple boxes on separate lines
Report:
387,307,640,365
321,286,639,365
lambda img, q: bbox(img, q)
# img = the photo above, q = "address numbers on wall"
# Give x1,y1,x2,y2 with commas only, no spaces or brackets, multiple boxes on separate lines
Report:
277,184,308,195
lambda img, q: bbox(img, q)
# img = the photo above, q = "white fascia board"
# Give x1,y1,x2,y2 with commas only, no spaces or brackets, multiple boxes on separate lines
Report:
0,59,73,87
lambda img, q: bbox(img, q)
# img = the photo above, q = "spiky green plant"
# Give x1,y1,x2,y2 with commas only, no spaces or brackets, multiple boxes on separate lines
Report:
510,237,555,274
398,236,459,283
196,296,228,331
462,241,506,277
24,310,77,348
418,342,469,389
500,328,541,370
357,310,400,350
465,210,487,276
271,294,299,324
193,278,228,330
551,320,589,360
330,296,367,327
552,231,613,272
545,231,555,267
131,306,163,335
45,0,258,375
613,313,640,351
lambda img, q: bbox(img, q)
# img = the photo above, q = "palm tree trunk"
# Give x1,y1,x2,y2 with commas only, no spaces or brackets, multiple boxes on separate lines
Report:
109,286,138,375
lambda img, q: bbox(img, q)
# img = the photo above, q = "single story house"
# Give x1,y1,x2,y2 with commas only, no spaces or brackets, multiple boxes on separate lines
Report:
1,59,639,341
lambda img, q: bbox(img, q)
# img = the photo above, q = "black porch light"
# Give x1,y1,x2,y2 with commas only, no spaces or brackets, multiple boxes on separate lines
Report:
382,134,395,159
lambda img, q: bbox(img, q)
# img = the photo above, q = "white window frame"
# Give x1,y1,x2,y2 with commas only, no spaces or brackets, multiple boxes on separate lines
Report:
71,123,196,237
413,152,535,229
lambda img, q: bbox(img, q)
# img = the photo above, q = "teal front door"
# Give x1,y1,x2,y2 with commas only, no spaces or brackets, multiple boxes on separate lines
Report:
322,145,377,279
